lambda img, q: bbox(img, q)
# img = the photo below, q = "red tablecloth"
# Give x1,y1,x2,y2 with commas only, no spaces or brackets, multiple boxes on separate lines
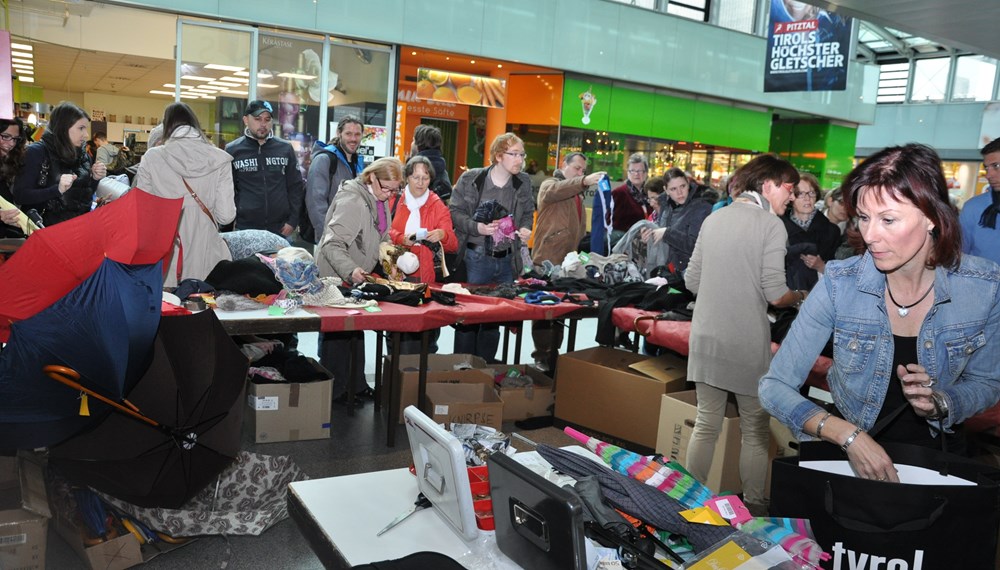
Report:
309,295,586,332
612,307,832,390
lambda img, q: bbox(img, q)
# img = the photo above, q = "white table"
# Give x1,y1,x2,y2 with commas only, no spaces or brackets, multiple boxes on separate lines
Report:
287,468,521,569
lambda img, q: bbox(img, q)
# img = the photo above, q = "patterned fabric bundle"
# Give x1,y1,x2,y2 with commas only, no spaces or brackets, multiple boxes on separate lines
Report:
562,427,829,569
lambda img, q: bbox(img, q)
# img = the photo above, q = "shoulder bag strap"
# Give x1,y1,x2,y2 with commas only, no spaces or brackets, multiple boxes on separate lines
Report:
181,178,216,226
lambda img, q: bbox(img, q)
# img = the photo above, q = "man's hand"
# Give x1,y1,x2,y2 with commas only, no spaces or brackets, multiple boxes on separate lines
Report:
350,267,367,284
280,223,294,236
517,227,532,241
477,221,498,236
583,172,607,186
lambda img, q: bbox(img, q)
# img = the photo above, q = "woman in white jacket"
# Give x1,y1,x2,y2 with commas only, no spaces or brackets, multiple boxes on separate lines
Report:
134,103,236,287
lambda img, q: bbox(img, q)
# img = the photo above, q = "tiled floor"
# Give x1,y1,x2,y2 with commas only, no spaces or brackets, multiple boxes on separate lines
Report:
43,320,600,569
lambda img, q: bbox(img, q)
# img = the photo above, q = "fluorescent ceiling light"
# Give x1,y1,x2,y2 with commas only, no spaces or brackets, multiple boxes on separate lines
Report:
181,75,215,82
257,83,279,89
13,67,33,74
149,90,177,96
12,58,33,66
163,84,194,89
276,72,317,80
234,70,249,76
10,43,32,51
205,64,245,72
188,89,216,94
208,81,241,87
18,76,34,83
195,86,226,92
200,95,217,100
179,94,199,100
11,51,33,59
232,70,273,78
221,76,249,83
221,90,249,96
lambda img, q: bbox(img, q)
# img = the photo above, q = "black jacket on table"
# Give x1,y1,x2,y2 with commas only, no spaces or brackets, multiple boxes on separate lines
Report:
13,137,98,227
225,133,304,235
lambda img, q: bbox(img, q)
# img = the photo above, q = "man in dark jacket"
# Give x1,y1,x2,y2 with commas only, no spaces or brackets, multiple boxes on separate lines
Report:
305,115,362,243
225,100,305,237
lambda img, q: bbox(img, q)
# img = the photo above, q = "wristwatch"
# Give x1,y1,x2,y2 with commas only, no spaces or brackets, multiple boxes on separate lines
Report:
927,391,950,421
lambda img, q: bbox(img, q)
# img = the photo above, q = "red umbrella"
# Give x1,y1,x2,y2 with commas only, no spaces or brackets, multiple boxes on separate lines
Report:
0,189,181,341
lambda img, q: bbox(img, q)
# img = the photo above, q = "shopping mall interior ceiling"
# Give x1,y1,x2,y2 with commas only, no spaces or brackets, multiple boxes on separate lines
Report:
399,48,556,80
29,41,175,99
804,0,1000,60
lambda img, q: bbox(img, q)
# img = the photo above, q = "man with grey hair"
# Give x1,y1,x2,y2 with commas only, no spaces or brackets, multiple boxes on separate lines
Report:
591,153,650,254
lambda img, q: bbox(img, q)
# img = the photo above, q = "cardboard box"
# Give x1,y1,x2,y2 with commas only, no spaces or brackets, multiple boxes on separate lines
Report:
384,354,490,423
47,469,190,570
425,383,504,431
554,347,690,449
487,365,555,422
246,359,333,443
0,454,49,570
655,391,743,495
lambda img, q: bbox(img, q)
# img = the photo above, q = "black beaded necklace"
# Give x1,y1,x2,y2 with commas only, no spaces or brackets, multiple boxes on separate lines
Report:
885,278,934,318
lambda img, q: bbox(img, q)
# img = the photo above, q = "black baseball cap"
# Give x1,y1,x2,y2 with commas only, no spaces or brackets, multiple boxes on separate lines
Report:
244,100,273,117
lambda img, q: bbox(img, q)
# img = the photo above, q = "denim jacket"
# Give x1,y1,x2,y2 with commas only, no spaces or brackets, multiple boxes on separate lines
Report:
759,251,1000,441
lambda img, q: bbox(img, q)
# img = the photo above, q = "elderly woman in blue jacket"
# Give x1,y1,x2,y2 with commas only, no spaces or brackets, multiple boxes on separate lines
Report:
760,143,1000,484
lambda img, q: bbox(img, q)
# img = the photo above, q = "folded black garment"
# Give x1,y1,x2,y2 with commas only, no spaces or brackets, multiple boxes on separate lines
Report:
206,257,282,296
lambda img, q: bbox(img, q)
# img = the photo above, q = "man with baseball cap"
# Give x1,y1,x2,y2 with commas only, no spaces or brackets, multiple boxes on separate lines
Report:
225,100,305,237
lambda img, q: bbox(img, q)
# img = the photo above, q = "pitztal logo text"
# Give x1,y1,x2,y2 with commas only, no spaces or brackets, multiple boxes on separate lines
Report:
832,543,923,570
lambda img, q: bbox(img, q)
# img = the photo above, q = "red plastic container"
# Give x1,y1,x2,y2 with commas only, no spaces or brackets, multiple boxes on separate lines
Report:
468,465,494,530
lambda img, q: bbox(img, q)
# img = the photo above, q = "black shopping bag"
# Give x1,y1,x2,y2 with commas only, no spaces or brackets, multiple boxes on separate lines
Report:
770,441,1000,570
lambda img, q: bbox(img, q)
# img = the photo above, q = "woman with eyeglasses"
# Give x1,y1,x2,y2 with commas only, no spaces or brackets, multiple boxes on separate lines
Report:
0,117,32,238
684,154,804,515
13,102,106,227
317,156,403,405
390,155,458,285
782,172,841,291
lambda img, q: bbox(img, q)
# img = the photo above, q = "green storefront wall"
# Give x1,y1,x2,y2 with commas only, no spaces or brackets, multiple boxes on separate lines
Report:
770,120,858,191
561,77,771,152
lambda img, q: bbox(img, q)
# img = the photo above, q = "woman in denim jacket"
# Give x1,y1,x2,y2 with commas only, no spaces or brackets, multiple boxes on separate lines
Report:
760,144,1000,483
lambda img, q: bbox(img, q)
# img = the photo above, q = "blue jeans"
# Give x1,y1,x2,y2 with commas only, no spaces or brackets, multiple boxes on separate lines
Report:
454,248,514,361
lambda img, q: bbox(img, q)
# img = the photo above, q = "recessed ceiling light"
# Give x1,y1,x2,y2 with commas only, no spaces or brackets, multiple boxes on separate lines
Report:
11,51,32,59
497,64,502,68
181,75,215,82
13,66,33,74
163,84,194,90
470,60,476,64
208,81,242,87
276,72,317,80
411,51,416,55
234,71,250,77
221,90,249,96
221,76,249,83
18,76,33,83
10,43,32,51
12,58,33,66
149,90,176,96
205,64,245,72
257,83,280,89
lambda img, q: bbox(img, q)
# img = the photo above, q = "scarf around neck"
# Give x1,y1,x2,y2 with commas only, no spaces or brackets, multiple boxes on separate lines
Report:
979,187,1000,229
790,209,817,230
403,186,430,235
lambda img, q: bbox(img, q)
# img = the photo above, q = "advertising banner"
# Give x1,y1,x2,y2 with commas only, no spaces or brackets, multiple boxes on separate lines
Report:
765,0,852,92
416,68,506,109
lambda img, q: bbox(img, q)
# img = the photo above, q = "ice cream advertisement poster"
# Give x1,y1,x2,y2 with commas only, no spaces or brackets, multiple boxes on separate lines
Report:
764,0,852,92
560,78,612,130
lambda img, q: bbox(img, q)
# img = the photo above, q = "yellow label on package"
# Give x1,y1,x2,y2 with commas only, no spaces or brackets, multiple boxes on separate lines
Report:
686,542,754,569
680,506,729,526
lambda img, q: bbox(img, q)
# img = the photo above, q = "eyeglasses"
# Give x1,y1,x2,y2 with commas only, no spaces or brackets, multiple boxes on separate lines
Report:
984,162,1000,172
377,180,401,193
0,134,22,143
408,175,431,183
628,169,647,175
795,191,817,199
504,152,527,159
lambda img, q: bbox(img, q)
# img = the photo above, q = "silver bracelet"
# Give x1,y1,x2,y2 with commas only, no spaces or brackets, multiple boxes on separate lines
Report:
815,412,832,440
841,426,863,452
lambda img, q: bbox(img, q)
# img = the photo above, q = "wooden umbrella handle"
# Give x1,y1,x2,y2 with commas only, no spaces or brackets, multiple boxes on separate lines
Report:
43,365,159,428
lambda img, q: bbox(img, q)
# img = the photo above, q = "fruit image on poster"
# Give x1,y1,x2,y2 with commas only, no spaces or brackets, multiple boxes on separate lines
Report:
417,68,506,109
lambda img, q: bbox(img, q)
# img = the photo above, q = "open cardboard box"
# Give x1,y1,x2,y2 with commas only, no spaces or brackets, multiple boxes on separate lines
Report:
425,383,504,430
384,354,490,423
554,347,690,449
246,357,333,443
0,453,50,570
486,364,555,422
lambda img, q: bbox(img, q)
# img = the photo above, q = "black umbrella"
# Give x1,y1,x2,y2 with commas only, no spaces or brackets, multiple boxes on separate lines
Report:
47,310,248,509
535,445,736,553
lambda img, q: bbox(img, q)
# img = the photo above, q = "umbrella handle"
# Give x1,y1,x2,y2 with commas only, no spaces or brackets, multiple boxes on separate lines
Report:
633,315,656,337
43,365,160,429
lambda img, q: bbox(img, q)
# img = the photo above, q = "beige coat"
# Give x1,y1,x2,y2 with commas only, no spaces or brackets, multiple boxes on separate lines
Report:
532,170,588,265
317,178,390,281
133,127,235,286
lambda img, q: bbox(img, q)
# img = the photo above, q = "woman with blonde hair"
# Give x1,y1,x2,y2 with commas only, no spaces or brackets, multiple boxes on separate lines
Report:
133,102,235,286
317,156,404,405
